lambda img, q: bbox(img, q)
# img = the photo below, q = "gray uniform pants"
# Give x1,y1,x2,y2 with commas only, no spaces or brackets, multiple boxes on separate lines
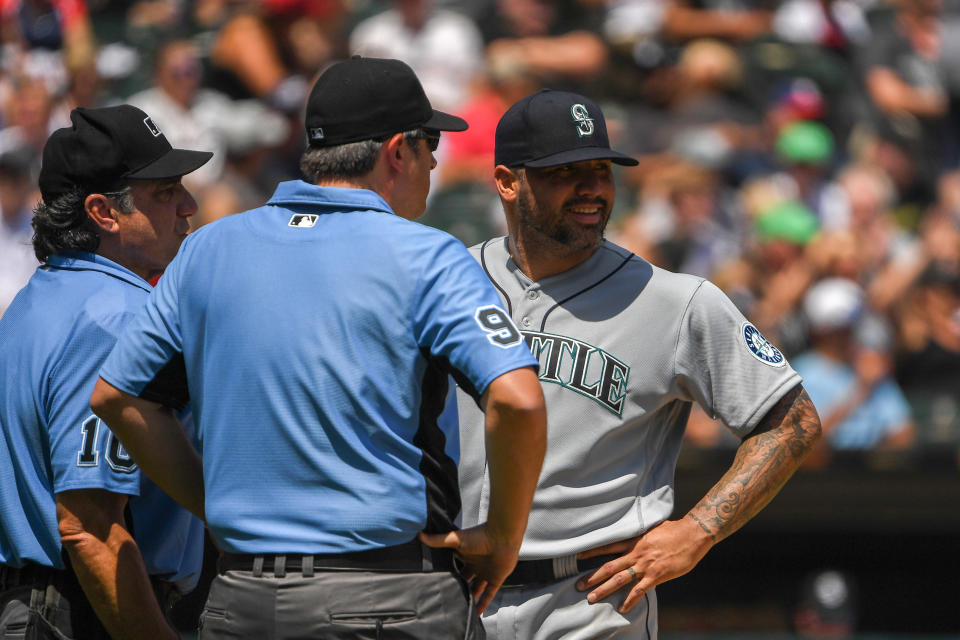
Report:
1,565,181,640
0,566,111,640
199,568,485,640
481,574,657,640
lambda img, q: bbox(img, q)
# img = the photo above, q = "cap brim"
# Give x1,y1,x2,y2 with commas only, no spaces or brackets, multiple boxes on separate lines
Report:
522,146,639,168
126,148,214,180
423,109,468,132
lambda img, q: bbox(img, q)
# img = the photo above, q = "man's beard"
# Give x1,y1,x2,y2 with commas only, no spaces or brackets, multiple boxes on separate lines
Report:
517,188,609,251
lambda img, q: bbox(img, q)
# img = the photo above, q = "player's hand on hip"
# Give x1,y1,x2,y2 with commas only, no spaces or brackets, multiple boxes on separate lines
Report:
574,517,713,613
419,527,520,615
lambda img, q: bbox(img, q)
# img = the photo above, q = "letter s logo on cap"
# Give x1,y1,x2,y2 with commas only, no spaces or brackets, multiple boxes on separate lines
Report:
143,117,162,137
570,104,594,138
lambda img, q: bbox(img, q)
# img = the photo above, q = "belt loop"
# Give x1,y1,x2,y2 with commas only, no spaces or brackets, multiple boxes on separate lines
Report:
301,556,314,577
43,580,61,620
553,555,578,580
252,556,264,578
420,542,434,572
273,555,286,578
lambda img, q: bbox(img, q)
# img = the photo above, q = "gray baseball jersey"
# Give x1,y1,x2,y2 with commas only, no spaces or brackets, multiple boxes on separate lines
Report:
458,237,802,559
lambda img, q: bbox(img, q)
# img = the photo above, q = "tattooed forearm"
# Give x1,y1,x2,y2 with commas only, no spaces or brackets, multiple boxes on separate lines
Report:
685,384,821,542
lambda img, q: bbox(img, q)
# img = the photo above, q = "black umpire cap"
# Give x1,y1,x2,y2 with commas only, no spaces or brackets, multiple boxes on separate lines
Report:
39,105,213,202
495,89,638,168
304,56,468,147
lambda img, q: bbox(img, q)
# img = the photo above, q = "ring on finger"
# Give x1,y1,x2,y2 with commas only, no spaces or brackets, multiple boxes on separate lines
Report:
627,566,637,581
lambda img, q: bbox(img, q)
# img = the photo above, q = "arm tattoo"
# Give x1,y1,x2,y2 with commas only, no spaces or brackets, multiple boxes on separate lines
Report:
686,384,821,542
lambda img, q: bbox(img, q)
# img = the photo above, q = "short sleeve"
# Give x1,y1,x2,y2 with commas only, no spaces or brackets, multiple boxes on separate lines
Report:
411,236,538,402
674,281,802,437
46,320,141,495
99,247,188,407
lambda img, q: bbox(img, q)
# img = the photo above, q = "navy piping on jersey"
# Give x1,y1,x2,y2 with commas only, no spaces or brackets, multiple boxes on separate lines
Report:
538,252,634,332
138,353,189,412
480,239,513,317
414,352,463,534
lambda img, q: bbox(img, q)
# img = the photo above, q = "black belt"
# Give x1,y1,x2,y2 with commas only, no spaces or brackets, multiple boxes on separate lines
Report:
0,563,61,590
503,553,619,587
218,539,455,577
1,562,180,603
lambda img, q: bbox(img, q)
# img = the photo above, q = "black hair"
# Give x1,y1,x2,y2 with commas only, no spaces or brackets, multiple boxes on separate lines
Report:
31,186,133,262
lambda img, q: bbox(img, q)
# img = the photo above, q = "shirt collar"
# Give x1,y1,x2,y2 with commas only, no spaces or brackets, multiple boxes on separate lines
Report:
266,180,395,215
45,251,153,293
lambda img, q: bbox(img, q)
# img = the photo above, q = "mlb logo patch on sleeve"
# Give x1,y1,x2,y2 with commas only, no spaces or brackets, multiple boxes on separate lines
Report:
289,214,319,228
742,323,786,367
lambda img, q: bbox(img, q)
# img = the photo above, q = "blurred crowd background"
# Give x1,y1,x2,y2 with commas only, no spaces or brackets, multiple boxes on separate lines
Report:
4,0,960,459
3,1,959,636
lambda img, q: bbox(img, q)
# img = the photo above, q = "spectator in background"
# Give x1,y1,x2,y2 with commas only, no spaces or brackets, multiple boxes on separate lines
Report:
793,278,914,465
198,0,347,113
477,0,609,93
0,0,95,70
662,0,774,43
438,59,539,187
0,74,55,173
772,120,836,220
350,0,484,113
878,211,960,445
191,109,290,228
772,0,870,50
744,199,820,354
416,59,539,246
128,40,225,191
0,147,37,317
859,0,947,192
619,159,742,277
128,38,290,202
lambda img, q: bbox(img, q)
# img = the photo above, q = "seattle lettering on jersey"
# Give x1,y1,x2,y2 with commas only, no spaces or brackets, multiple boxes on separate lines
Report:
523,330,629,416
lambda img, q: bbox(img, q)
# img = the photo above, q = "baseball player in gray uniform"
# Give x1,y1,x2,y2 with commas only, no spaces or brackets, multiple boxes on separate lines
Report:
457,89,822,639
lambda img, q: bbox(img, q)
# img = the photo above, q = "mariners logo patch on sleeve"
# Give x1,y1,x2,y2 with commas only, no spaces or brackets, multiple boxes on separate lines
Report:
742,323,786,367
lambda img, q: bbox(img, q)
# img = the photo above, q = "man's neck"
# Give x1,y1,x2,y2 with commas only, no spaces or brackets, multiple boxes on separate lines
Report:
94,245,157,283
507,230,599,281
314,177,374,190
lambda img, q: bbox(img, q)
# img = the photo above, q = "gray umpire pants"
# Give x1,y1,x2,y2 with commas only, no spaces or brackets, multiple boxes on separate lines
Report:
0,563,180,640
199,568,485,639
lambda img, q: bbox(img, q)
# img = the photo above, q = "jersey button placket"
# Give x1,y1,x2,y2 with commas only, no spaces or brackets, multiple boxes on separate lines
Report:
519,287,541,330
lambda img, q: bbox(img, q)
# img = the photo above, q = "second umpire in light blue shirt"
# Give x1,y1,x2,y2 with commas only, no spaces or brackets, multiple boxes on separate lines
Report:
91,57,547,639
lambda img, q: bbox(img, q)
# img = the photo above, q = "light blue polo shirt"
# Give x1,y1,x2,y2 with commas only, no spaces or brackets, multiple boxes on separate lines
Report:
100,180,537,554
0,252,203,590
792,351,911,448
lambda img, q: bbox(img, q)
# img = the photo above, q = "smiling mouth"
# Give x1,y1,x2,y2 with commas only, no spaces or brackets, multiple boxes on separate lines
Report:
566,201,606,223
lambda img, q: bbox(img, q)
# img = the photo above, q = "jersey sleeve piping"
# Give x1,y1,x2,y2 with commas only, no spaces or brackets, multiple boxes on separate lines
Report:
673,278,708,382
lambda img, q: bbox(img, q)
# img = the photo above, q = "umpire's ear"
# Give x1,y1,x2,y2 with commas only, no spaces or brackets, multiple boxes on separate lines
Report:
494,165,522,204
85,193,120,234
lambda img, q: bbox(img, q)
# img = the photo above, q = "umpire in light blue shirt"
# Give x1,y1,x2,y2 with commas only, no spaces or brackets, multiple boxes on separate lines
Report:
0,105,211,639
91,57,547,639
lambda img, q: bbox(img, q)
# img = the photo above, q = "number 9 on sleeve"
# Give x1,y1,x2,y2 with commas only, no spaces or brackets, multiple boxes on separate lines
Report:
474,306,523,348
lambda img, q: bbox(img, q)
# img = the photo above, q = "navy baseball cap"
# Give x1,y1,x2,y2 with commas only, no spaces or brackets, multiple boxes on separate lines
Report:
39,105,212,202
304,57,467,147
495,90,638,168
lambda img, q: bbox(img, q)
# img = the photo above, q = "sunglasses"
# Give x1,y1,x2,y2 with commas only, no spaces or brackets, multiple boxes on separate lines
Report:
376,131,441,152
410,131,441,152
